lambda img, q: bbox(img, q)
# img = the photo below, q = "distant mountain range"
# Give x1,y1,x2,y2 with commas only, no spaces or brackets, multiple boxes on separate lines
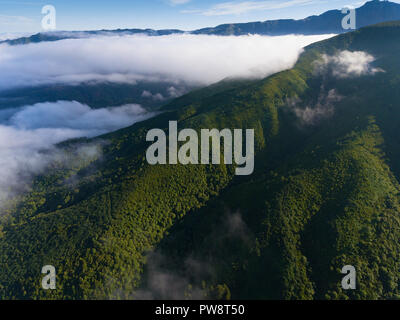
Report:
2,0,400,46
193,0,400,35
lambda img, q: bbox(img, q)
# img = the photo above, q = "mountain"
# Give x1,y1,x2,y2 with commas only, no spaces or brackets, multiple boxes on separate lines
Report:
0,81,195,111
1,0,400,47
0,29,185,46
193,0,400,35
2,20,400,299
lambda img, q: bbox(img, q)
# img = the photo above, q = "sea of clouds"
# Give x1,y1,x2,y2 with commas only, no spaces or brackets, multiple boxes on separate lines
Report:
0,33,334,90
0,33,335,206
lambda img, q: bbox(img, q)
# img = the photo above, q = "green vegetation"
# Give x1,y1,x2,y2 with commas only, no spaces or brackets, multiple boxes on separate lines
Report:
0,81,194,111
2,21,400,300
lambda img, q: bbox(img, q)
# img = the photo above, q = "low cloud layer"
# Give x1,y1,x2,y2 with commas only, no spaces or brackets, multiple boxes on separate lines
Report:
315,50,384,78
0,33,333,207
5,101,152,134
0,101,154,207
0,33,333,91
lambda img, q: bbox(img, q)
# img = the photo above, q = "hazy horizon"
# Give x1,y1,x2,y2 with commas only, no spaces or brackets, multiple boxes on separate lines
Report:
0,0,384,34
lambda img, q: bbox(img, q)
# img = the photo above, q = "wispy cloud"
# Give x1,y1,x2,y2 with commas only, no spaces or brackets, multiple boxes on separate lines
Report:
182,0,317,16
0,14,34,26
168,0,191,6
288,88,343,126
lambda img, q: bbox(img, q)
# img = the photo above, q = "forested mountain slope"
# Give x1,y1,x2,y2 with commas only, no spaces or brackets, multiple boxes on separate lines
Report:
2,21,400,300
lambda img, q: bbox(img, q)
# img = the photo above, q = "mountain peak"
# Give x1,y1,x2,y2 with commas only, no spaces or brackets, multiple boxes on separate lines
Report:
364,0,389,5
361,0,395,8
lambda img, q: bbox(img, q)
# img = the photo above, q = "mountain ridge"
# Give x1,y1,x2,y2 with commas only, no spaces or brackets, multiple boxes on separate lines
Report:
2,0,400,46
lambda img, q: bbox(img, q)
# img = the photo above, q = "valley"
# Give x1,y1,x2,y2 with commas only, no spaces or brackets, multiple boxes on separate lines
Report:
2,21,400,300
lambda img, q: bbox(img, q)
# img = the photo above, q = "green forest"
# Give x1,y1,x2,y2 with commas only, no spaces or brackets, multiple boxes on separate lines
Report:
2,21,400,300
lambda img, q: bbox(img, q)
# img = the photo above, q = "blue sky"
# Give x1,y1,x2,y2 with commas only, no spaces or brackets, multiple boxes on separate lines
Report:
0,0,395,33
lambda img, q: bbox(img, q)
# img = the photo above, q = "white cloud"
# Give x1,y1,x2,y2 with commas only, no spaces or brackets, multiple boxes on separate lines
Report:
0,126,100,205
0,101,155,206
7,101,153,134
142,90,166,101
315,50,384,78
0,33,333,91
167,86,185,98
182,0,316,16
